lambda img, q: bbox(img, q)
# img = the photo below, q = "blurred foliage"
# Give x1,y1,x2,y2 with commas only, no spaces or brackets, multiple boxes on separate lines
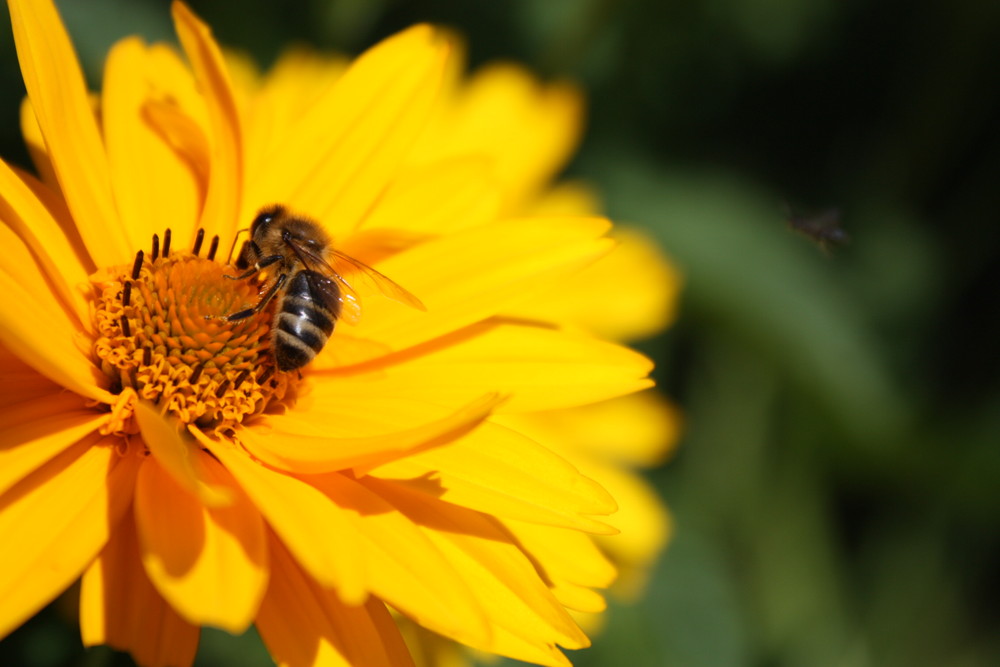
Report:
1,0,999,665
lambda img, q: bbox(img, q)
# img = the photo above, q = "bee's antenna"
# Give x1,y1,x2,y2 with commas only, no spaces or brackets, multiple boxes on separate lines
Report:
226,228,250,266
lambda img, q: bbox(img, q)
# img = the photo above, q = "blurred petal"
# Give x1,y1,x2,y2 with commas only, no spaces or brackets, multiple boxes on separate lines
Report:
80,515,200,667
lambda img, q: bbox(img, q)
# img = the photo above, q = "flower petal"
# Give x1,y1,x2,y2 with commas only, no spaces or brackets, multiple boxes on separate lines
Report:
8,0,130,266
134,401,233,507
508,227,682,341
503,520,616,613
256,533,413,667
195,431,366,603
0,156,91,327
0,438,138,640
322,320,653,414
356,156,501,235
0,390,105,497
134,452,268,633
0,217,110,402
366,478,590,663
369,421,617,534
241,24,448,238
243,393,504,474
172,1,243,241
102,37,201,254
344,217,614,356
80,514,200,667
310,472,490,645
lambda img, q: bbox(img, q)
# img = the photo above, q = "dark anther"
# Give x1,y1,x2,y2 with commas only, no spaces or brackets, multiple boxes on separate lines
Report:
234,368,251,388
189,362,205,384
207,235,220,261
192,228,205,256
122,281,132,307
120,315,131,338
128,366,139,389
131,250,144,280
151,234,160,261
214,379,231,398
142,346,152,366
257,366,275,385
163,228,172,258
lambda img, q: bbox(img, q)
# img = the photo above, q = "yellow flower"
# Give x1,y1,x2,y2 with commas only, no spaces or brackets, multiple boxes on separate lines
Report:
0,2,659,667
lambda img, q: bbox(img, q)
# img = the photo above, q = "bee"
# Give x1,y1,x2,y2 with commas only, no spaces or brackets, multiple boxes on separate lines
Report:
786,206,849,252
225,205,424,371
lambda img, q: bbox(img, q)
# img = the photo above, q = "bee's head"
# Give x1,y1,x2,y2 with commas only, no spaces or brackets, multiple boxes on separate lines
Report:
250,204,286,238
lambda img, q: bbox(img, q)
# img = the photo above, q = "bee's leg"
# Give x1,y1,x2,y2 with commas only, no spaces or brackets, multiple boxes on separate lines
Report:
224,253,285,281
225,272,288,322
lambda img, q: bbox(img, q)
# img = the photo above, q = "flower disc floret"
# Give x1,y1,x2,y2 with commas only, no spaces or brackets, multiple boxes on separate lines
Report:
92,235,289,434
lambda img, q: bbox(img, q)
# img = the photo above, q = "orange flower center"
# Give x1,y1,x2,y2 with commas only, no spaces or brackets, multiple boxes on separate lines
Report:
91,231,292,435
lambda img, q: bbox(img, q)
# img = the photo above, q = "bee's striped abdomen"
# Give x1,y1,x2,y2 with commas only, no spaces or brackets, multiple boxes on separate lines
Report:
273,270,340,371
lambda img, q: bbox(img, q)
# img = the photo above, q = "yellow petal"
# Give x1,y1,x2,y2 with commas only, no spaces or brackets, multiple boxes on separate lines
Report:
134,452,268,633
243,48,348,180
0,390,105,497
0,156,91,327
0,217,110,402
367,479,589,662
134,402,232,506
0,343,62,405
102,37,201,254
19,97,56,190
80,515,200,667
508,226,682,341
327,320,653,413
369,421,617,534
309,472,490,645
509,391,681,467
244,393,503,474
503,520,616,613
357,156,501,235
344,217,614,356
242,25,448,238
256,533,414,667
0,438,138,640
412,62,583,213
195,431,366,603
8,0,130,266
172,1,243,241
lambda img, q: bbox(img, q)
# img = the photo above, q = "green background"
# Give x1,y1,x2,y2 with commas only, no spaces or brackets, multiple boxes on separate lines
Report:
1,1,998,665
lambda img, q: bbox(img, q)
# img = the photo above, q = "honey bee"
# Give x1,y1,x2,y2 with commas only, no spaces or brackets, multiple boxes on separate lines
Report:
225,205,424,371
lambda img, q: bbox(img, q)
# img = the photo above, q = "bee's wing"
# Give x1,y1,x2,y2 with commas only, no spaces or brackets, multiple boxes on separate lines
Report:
302,270,362,326
327,248,426,312
284,237,422,327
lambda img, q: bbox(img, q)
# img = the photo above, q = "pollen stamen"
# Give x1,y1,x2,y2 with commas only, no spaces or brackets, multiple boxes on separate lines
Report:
131,250,144,280
192,228,205,256
152,233,160,261
207,235,220,261
163,228,172,258
122,281,132,306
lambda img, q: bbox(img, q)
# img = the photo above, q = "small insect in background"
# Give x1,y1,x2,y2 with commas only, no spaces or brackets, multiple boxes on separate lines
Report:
785,206,850,252
224,205,425,372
